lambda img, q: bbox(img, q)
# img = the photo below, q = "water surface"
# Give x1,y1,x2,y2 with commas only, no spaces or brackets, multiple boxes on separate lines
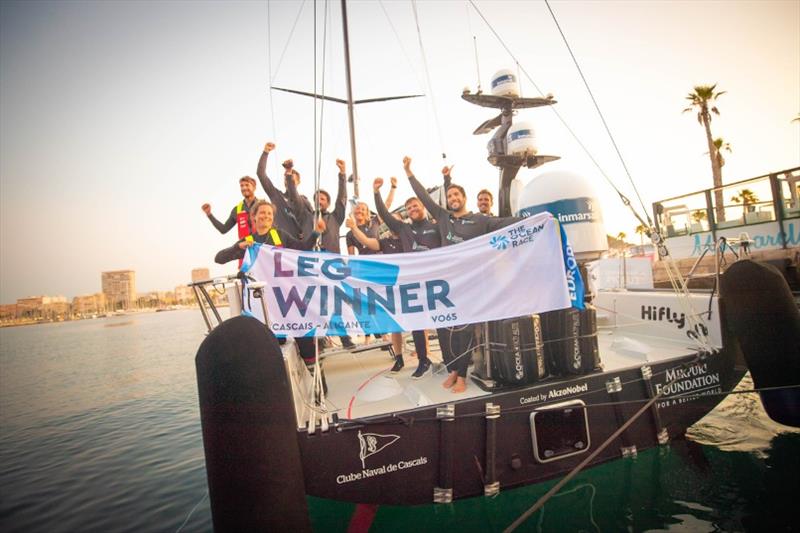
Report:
1,310,797,531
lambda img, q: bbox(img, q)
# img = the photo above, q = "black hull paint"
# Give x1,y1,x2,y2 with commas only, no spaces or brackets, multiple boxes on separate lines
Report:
298,346,745,505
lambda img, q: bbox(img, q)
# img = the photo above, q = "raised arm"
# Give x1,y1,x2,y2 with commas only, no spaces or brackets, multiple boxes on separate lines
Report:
256,142,281,201
404,156,447,219
284,169,313,230
384,176,397,211
203,204,237,234
373,178,404,235
441,165,454,208
442,165,453,191
332,159,348,224
283,162,305,208
345,214,380,252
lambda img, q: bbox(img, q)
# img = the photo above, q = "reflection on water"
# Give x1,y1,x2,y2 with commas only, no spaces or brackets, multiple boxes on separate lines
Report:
1,311,798,532
103,321,135,328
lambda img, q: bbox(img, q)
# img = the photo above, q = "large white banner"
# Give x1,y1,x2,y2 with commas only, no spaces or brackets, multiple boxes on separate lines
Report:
241,212,577,337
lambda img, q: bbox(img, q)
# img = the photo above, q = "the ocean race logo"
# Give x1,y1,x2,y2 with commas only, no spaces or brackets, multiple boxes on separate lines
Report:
490,235,510,250
504,222,546,248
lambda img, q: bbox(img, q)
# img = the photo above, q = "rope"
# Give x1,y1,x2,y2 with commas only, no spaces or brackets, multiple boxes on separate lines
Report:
315,0,329,191
543,0,650,224
465,0,648,228
465,0,714,352
266,0,277,141
336,356,718,427
464,1,481,92
503,355,704,532
411,0,447,160
271,0,307,86
174,490,208,533
377,0,426,90
536,484,600,533
504,395,651,531
337,382,800,429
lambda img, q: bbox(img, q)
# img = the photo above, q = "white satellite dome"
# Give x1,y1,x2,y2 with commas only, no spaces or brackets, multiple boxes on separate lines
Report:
490,68,519,97
506,122,538,157
515,169,608,261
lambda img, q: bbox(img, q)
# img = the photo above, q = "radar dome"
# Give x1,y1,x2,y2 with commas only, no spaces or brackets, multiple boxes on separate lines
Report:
490,68,519,97
515,169,608,261
506,122,538,157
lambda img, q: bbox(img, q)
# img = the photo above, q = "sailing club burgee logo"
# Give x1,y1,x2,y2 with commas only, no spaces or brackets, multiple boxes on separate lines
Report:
358,430,400,468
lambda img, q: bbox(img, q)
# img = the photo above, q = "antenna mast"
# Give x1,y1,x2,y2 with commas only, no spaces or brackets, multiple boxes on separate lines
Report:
340,0,359,197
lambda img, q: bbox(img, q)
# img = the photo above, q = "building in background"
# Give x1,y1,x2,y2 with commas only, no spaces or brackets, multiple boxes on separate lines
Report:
137,291,175,309
102,270,136,310
0,304,18,323
72,293,107,316
15,296,69,320
191,268,210,283
174,285,194,305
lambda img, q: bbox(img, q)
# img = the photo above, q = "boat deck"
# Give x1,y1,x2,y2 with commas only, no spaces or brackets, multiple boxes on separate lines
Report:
305,327,701,421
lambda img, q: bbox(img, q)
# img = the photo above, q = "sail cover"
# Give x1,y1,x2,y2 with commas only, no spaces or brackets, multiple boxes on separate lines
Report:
241,211,583,337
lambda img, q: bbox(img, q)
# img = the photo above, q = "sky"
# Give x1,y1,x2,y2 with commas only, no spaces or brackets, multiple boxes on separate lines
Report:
0,0,798,303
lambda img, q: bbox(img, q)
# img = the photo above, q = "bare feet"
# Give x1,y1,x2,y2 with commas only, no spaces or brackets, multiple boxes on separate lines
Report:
442,371,458,389
451,377,467,394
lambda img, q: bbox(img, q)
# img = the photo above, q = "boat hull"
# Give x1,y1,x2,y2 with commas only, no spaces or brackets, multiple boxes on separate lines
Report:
298,347,744,505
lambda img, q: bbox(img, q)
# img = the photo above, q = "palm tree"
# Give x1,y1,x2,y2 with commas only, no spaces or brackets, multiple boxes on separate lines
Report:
683,84,726,221
691,209,707,222
731,188,759,218
705,137,732,168
634,224,647,245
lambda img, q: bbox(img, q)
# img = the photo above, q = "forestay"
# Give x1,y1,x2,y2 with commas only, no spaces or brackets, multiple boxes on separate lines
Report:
241,212,583,337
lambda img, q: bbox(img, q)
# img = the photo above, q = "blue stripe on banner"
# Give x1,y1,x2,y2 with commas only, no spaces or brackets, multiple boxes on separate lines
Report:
324,282,404,335
240,243,261,274
558,222,585,309
348,258,399,286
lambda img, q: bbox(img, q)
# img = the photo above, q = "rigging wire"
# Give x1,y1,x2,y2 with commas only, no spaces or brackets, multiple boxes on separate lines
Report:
266,0,277,141
465,0,645,224
313,0,318,209
271,0,308,85
377,0,426,91
543,0,651,225
465,0,712,352
411,0,447,160
464,1,481,91
315,0,330,188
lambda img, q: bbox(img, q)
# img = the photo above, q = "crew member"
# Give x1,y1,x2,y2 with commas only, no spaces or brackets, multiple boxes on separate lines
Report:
214,200,327,386
345,178,397,255
314,159,348,253
256,142,311,238
315,159,356,349
477,189,495,216
202,177,258,237
373,177,440,379
202,175,259,267
403,156,521,393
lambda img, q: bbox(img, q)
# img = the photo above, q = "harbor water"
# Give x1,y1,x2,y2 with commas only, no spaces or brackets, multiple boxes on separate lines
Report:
1,310,797,532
